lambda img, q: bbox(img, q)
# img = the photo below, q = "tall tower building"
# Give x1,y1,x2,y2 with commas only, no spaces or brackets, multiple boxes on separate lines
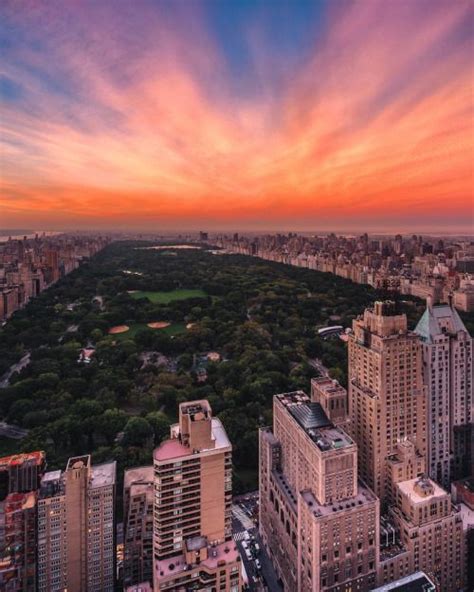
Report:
260,391,380,592
123,466,154,589
0,452,45,591
153,400,242,591
415,298,473,486
348,302,426,505
37,455,116,592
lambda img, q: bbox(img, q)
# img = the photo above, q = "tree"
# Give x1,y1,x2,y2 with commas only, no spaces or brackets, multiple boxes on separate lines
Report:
146,412,170,445
123,417,153,447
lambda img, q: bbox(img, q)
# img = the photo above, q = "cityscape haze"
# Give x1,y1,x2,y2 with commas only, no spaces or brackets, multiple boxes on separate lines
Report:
0,1,473,592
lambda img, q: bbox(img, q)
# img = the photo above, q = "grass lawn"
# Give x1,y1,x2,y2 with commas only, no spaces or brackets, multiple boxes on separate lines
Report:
110,322,187,340
130,289,207,304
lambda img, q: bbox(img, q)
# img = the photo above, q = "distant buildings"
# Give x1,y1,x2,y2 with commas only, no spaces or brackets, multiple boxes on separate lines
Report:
215,232,474,312
0,233,110,321
415,298,473,487
37,455,116,592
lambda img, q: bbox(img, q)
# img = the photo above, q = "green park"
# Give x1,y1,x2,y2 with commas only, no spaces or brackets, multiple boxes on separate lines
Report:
0,241,472,493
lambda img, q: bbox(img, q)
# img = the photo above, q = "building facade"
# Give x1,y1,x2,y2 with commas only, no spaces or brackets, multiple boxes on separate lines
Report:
0,452,45,592
415,299,473,487
37,455,116,592
153,400,241,591
259,391,380,592
348,302,427,505
123,466,154,589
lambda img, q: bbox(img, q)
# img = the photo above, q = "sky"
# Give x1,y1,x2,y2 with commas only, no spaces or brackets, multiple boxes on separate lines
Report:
1,0,473,233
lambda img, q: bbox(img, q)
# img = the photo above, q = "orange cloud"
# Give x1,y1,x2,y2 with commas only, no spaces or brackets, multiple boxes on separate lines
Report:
0,0,473,231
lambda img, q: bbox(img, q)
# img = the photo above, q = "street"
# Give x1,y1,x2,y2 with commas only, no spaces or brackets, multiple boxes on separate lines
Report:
232,492,282,592
0,352,31,388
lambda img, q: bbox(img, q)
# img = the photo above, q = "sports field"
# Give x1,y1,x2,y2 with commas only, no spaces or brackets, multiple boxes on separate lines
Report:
110,322,186,339
129,289,207,304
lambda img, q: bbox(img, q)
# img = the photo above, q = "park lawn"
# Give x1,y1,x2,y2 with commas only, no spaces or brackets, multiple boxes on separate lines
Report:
110,322,187,340
130,289,207,304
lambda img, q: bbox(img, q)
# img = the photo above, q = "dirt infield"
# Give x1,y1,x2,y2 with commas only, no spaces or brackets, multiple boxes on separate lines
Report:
147,321,171,329
108,325,130,334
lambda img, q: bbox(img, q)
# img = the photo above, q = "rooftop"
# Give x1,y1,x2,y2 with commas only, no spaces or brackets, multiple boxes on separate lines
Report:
415,302,469,343
301,482,377,518
370,571,436,592
90,461,116,488
154,417,231,462
276,392,353,452
397,477,447,504
155,539,240,580
124,465,153,489
0,450,45,468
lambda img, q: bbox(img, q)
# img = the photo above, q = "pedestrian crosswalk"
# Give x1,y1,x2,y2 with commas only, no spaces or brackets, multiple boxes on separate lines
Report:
233,531,247,542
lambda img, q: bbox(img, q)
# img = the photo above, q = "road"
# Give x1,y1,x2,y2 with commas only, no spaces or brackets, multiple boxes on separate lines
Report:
0,353,31,388
0,421,29,439
232,492,282,592
308,357,329,377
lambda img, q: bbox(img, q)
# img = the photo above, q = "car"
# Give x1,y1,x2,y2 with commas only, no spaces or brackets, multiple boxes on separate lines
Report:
245,548,252,560
242,541,248,549
253,543,260,554
255,558,262,570
243,531,251,541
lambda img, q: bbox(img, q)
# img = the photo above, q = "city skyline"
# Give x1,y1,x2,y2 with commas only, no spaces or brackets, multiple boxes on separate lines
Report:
1,0,473,232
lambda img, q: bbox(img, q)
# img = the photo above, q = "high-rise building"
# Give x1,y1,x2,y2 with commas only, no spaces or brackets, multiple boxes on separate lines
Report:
153,400,242,591
415,298,473,487
0,491,37,592
0,451,45,592
37,455,116,592
123,466,154,589
348,301,426,505
389,476,465,591
259,391,380,592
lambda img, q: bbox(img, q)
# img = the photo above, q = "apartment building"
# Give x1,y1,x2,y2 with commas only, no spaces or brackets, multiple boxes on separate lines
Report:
389,476,465,591
415,298,473,486
37,455,116,592
0,451,45,591
123,466,154,588
348,302,426,505
153,400,242,591
259,391,379,592
0,491,37,592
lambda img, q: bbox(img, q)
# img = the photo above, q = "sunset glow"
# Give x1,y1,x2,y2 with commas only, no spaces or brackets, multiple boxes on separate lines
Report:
1,0,473,232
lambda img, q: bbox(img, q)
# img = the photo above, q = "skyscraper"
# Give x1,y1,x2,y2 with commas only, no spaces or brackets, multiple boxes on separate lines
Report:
415,297,473,486
259,391,379,591
123,466,154,589
0,452,45,591
348,301,426,505
37,455,116,592
153,400,241,591
0,491,37,592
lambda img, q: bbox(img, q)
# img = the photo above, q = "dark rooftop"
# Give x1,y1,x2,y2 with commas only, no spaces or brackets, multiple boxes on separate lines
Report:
287,401,332,431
